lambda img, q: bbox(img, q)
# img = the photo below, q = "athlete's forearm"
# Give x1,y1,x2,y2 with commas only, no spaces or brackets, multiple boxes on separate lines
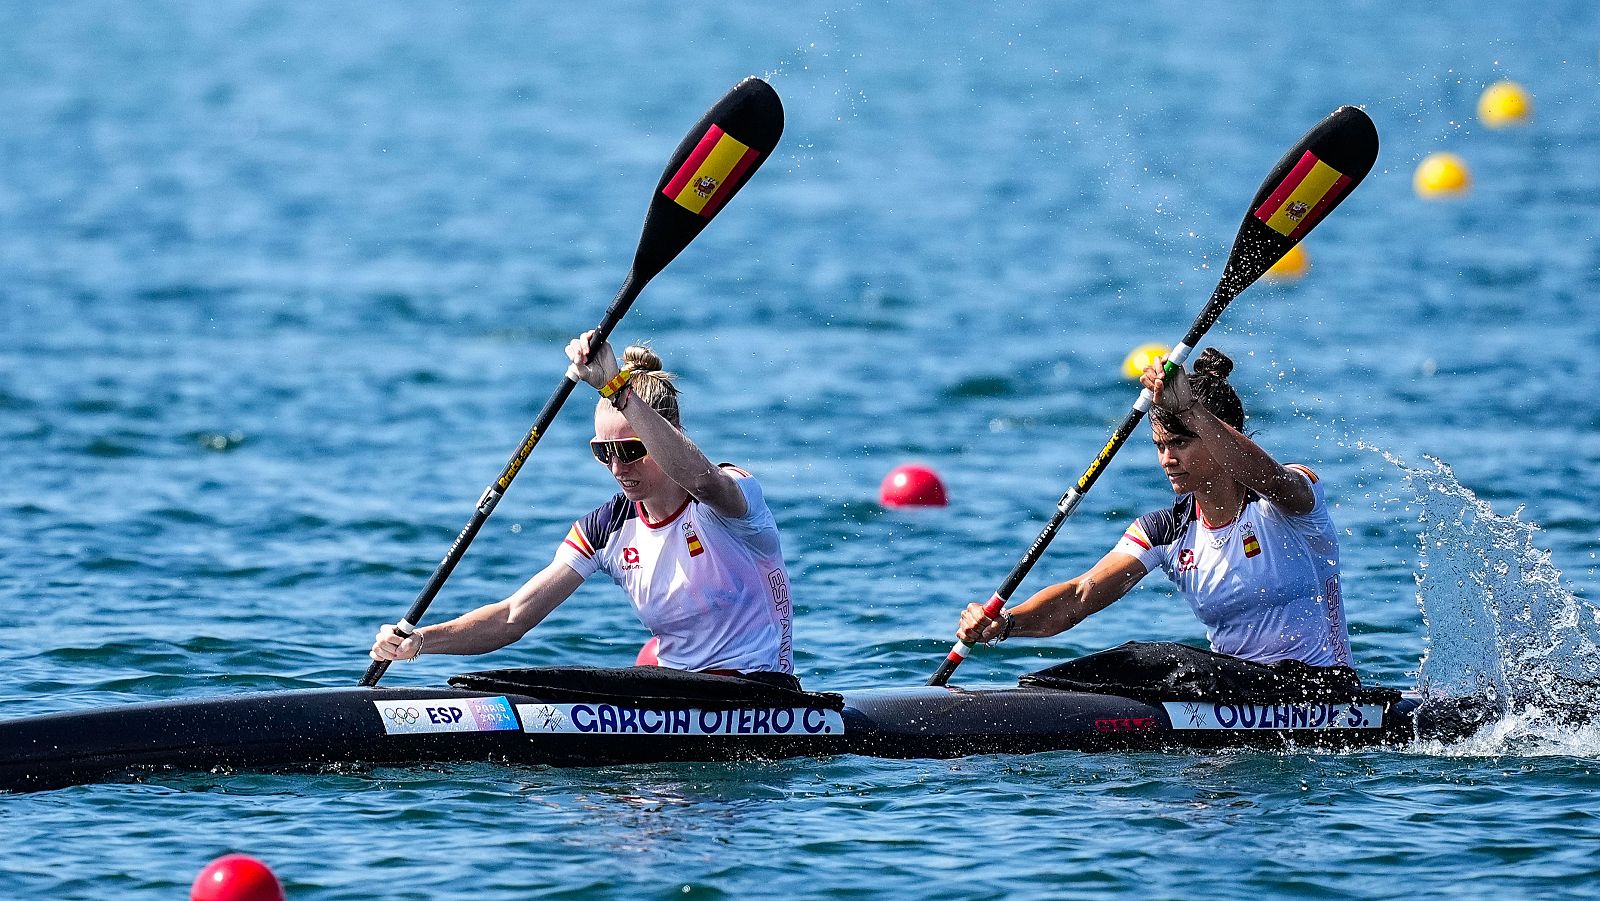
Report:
416,601,527,655
621,394,746,517
416,562,584,656
1178,407,1313,513
1008,581,1094,637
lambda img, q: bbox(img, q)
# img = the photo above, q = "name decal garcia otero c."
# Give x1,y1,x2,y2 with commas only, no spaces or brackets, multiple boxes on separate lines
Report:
516,703,844,736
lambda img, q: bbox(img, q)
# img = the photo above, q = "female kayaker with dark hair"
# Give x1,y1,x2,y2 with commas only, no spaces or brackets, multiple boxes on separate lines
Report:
372,330,799,687
957,348,1352,687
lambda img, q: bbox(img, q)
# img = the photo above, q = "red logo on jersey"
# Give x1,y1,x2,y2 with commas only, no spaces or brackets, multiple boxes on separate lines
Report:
1177,548,1197,573
621,547,641,570
683,522,705,557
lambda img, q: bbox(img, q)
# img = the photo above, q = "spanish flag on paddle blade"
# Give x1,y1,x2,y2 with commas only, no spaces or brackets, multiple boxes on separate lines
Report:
661,125,761,218
1252,150,1353,240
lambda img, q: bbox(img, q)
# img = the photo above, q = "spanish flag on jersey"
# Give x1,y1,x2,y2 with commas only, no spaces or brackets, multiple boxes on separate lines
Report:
563,524,595,561
1122,521,1153,551
684,521,705,558
1253,151,1352,239
1241,522,1262,558
662,125,761,218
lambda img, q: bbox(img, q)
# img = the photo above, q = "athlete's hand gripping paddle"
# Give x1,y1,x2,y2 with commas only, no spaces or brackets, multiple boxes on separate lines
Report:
928,106,1379,686
362,78,784,687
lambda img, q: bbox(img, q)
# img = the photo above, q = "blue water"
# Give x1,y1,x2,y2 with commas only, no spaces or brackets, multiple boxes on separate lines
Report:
4,2,1600,897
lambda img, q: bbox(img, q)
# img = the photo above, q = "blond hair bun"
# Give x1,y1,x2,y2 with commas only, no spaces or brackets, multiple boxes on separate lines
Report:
617,342,679,427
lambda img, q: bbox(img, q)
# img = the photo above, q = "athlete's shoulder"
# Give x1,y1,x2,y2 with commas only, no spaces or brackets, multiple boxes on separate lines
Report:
573,493,637,553
1126,495,1195,549
1285,464,1320,484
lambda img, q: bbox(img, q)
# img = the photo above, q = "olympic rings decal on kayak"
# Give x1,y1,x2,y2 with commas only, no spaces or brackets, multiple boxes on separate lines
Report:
373,698,521,734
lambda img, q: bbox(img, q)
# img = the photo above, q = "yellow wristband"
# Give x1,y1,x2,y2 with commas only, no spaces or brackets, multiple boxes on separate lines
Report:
598,369,633,399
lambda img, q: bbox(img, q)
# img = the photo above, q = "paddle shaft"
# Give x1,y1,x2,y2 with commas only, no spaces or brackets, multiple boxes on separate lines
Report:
926,105,1379,687
358,77,784,688
926,283,1235,687
360,274,641,687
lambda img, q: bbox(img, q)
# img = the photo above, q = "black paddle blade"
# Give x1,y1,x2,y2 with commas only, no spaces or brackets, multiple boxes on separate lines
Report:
631,76,785,280
1214,105,1379,302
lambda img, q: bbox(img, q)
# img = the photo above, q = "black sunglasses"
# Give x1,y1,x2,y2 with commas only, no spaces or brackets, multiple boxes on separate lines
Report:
590,438,649,466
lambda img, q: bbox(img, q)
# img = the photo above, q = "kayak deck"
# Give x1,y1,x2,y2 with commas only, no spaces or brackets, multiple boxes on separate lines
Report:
0,682,1450,793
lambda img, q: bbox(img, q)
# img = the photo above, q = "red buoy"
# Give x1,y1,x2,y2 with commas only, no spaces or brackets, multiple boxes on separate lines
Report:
879,464,948,508
636,636,661,666
191,854,285,901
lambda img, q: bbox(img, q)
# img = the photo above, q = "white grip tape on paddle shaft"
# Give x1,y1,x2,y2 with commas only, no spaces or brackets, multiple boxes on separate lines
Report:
396,619,416,637
948,591,1006,660
1132,342,1194,414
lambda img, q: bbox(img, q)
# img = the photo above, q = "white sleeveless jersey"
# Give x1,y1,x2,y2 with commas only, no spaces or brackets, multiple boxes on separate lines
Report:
553,467,794,674
1112,466,1351,667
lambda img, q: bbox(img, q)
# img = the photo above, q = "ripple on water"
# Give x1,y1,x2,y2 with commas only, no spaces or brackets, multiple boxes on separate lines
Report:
81,436,145,458
943,374,1015,399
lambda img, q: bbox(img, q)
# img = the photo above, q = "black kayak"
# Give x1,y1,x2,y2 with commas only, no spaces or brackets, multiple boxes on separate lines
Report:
0,666,1482,793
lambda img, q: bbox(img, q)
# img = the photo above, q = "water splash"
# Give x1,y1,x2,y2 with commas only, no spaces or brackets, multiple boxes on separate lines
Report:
1394,452,1600,754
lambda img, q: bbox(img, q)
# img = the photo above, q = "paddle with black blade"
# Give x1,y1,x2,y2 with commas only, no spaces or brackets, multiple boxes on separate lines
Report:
928,105,1379,687
361,77,784,688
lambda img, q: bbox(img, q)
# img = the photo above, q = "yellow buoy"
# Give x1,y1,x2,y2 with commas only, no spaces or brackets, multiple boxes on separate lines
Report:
1121,342,1170,380
1478,80,1533,128
1265,244,1310,281
1414,152,1472,198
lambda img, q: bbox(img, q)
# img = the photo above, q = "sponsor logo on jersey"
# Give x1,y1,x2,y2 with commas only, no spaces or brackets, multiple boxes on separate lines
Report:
1163,700,1383,730
621,546,642,570
375,697,520,735
1177,547,1197,573
684,521,705,557
1241,521,1262,558
516,703,844,736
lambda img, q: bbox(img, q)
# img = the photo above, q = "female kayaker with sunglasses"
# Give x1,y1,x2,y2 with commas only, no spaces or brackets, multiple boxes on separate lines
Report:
371,330,799,687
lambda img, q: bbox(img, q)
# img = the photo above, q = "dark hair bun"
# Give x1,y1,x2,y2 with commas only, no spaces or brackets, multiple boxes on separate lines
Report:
1192,347,1234,380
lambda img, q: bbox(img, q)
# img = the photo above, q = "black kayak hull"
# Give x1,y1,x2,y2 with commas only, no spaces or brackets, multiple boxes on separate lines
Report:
0,683,1458,793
